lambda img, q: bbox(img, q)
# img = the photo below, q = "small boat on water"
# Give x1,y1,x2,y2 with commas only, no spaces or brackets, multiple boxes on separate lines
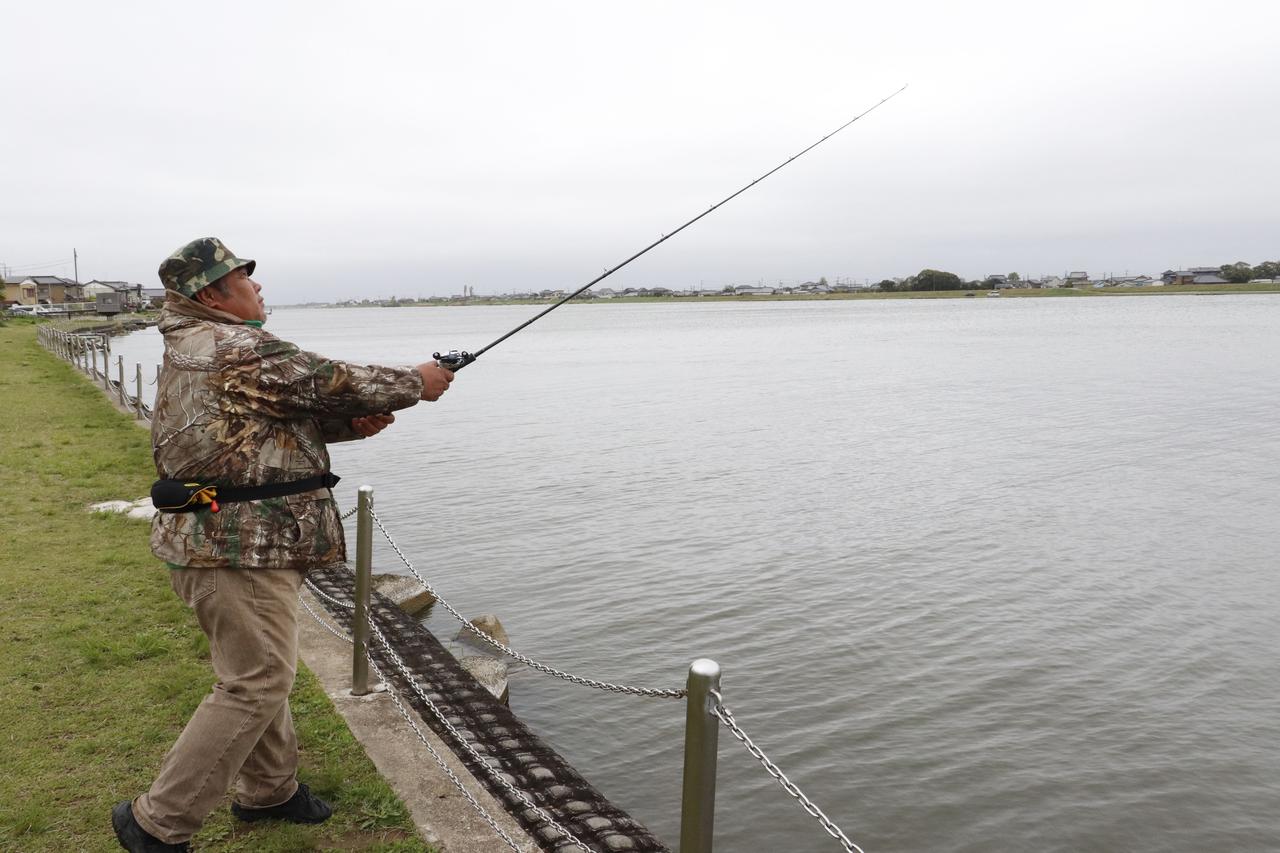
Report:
987,290,1001,298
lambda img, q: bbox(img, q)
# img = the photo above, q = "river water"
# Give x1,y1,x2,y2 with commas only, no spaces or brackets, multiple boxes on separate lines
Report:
113,296,1280,852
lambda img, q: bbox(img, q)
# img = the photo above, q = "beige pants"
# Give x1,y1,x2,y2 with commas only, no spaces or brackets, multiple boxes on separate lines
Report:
133,567,305,844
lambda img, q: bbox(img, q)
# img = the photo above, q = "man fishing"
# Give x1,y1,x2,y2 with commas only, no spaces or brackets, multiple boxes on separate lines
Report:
112,237,455,852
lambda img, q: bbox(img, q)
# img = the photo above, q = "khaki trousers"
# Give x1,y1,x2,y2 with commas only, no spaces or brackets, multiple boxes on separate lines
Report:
133,567,305,844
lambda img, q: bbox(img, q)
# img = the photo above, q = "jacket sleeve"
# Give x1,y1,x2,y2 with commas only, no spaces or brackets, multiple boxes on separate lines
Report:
217,331,423,420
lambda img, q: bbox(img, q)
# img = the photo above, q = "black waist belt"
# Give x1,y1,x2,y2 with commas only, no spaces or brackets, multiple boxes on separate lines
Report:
152,472,340,514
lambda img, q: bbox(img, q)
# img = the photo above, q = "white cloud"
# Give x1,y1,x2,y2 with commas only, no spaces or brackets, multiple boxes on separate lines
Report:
3,0,1277,296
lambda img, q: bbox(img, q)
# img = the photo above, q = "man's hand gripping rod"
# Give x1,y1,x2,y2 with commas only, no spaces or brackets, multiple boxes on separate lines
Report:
433,84,907,372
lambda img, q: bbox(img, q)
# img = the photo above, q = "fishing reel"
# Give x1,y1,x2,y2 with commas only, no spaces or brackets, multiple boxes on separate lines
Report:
433,349,476,372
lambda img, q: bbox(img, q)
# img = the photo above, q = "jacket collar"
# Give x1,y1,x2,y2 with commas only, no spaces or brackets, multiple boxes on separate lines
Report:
159,290,256,330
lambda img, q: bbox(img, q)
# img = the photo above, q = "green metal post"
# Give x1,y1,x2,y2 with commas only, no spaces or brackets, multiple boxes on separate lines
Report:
352,485,374,695
680,658,722,853
135,364,144,419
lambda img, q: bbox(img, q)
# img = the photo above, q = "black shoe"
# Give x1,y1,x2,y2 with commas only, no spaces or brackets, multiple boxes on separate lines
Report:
111,800,190,852
231,781,332,825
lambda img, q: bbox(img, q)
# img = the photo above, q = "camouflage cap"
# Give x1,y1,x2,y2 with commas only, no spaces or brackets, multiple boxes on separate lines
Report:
158,237,256,298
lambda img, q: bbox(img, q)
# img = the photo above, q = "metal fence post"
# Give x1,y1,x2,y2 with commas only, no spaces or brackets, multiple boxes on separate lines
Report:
100,339,110,389
135,364,144,419
680,658,722,853
351,485,374,695
117,356,126,404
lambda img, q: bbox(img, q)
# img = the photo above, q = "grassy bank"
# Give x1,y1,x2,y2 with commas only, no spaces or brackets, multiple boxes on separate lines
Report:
0,318,434,852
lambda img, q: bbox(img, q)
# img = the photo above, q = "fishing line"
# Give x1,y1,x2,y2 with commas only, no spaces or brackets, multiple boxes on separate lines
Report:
435,84,908,371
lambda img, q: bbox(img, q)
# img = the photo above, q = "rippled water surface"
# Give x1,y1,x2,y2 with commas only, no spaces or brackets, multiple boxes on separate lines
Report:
115,296,1280,852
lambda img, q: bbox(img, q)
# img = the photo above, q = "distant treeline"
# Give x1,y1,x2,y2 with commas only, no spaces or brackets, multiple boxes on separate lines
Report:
877,259,1280,292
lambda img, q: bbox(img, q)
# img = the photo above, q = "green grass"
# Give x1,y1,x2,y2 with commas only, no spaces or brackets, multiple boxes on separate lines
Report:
0,323,435,852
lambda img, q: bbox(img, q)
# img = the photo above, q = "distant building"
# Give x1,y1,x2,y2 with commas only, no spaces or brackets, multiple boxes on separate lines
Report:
1162,270,1228,286
1065,271,1090,285
83,280,125,298
84,280,144,309
6,275,81,304
3,279,38,304
1104,275,1155,287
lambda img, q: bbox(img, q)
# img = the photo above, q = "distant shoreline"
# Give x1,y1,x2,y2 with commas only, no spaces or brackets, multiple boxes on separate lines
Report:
282,281,1280,309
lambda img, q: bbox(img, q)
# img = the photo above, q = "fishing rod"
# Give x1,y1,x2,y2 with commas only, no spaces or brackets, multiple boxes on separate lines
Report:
433,84,908,372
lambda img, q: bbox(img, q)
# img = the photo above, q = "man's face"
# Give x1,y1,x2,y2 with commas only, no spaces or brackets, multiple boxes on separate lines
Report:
198,267,266,322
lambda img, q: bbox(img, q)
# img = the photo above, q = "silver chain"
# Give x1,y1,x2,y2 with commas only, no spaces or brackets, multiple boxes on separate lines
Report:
298,589,531,852
365,617,592,852
340,504,359,520
711,691,865,853
299,591,354,643
368,506,685,700
304,577,355,609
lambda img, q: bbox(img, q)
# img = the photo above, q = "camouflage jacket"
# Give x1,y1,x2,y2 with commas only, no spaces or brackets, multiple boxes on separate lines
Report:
150,294,423,569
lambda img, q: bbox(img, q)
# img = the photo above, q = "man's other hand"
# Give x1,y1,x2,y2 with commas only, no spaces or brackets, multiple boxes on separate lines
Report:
352,413,396,437
417,362,455,401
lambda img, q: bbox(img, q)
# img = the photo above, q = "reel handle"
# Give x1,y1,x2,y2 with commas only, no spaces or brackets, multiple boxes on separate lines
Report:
433,350,476,372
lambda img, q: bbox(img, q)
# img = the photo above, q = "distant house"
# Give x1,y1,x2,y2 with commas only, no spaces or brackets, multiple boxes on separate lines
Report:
1065,271,1090,286
733,285,775,296
1162,270,1227,286
10,275,82,304
1162,267,1227,285
1105,275,1155,287
3,279,38,304
83,280,124,298
84,280,144,309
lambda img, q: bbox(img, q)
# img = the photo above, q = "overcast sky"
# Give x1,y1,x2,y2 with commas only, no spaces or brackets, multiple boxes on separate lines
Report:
3,0,1277,301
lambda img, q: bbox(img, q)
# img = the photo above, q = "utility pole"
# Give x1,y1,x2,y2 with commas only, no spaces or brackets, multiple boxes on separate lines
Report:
73,248,79,284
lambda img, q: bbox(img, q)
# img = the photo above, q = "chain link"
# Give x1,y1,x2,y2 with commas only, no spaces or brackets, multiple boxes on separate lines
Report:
365,617,592,852
367,507,685,700
304,577,356,609
711,691,865,853
298,589,531,851
298,591,354,643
